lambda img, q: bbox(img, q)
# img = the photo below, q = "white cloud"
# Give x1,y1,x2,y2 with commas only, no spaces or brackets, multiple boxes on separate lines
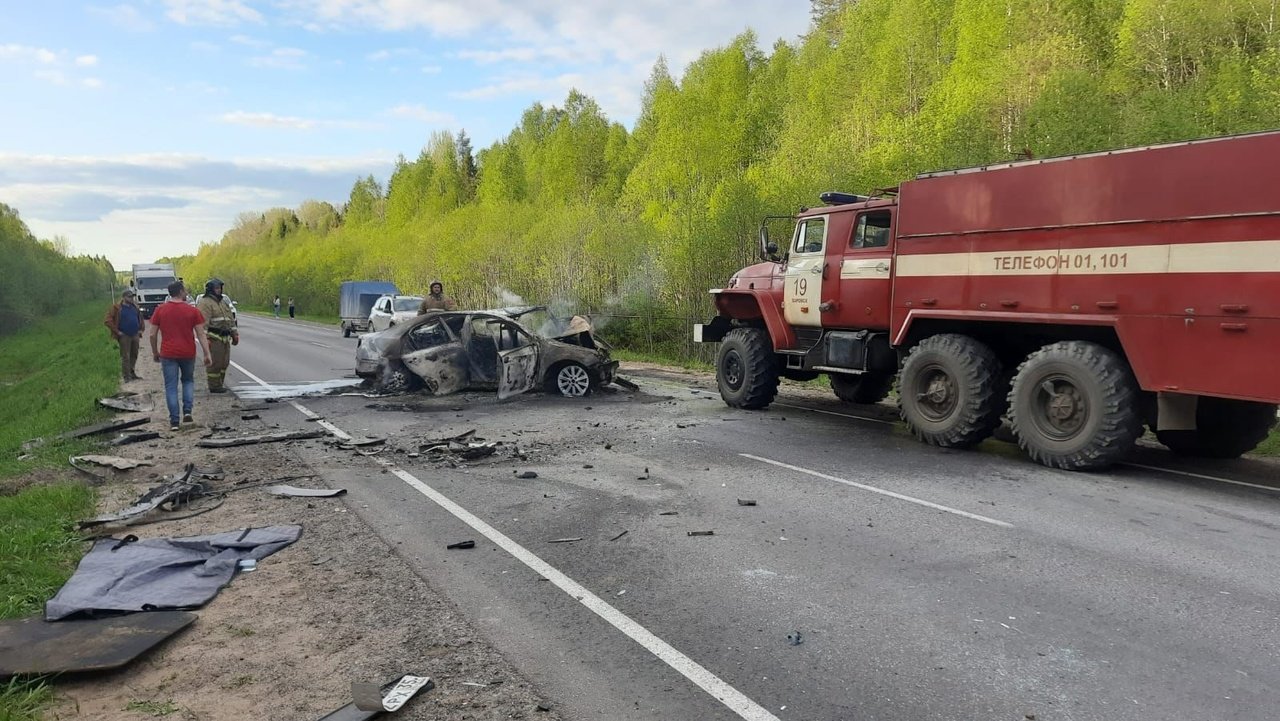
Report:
456,46,580,65
75,54,100,67
229,33,270,47
387,104,455,125
91,4,157,32
248,46,309,70
218,110,378,130
163,0,263,26
0,44,59,64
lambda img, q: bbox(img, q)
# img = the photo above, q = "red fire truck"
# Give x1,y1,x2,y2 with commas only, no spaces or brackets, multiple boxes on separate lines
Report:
695,131,1280,470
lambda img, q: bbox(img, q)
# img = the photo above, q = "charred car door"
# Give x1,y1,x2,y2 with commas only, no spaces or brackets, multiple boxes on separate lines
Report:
401,318,469,395
496,321,540,400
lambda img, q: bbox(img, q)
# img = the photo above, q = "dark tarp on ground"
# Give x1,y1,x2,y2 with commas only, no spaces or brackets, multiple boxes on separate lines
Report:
45,525,302,621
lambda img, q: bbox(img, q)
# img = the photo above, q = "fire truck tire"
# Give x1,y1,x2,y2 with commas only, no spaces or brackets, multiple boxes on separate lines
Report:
831,373,894,404
1155,398,1278,458
717,327,780,410
1008,341,1143,470
898,334,1006,448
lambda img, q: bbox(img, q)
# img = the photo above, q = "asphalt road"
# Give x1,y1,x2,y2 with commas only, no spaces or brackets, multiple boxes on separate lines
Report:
227,313,1280,721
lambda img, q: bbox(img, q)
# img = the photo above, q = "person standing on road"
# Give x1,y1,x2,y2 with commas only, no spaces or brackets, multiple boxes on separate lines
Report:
148,281,211,431
104,288,145,381
288,297,295,318
417,281,458,313
196,278,239,393
273,295,281,318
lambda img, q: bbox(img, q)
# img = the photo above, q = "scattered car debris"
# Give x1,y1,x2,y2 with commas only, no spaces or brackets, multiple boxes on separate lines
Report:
265,485,347,498
515,470,538,479
98,392,155,412
320,674,434,720
70,454,153,472
609,530,628,542
196,429,325,448
547,537,584,544
658,511,678,516
446,540,476,550
57,416,150,442
109,430,163,447
79,465,212,528
737,499,758,506
613,376,639,391
787,631,804,646
0,611,196,677
687,530,715,536
45,525,303,620
241,413,261,421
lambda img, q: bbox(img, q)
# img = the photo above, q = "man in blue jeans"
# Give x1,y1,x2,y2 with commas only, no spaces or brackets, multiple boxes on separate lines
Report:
147,281,212,431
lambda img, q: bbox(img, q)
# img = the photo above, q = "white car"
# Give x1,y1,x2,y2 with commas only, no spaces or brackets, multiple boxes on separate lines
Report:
368,294,424,333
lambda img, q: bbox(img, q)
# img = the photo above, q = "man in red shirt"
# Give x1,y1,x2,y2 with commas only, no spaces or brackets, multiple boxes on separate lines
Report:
147,280,212,430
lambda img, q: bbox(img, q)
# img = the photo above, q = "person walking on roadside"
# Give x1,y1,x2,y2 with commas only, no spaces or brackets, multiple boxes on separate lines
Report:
104,288,146,381
196,278,240,393
288,297,295,318
148,281,211,431
417,281,458,313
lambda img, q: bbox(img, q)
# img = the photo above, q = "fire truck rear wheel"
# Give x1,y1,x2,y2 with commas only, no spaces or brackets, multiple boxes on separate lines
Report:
831,373,894,404
898,334,1006,448
1155,398,1278,458
1008,341,1143,470
717,327,780,410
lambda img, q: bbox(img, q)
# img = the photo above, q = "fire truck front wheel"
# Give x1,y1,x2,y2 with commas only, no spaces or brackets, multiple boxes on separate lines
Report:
717,327,780,410
1155,398,1278,458
1008,341,1144,471
898,334,1006,448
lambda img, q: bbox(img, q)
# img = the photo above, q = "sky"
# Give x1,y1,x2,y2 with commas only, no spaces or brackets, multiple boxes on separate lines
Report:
0,1,811,269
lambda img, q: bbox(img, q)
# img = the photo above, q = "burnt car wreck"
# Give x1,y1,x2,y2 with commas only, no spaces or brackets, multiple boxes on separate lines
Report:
355,307,620,398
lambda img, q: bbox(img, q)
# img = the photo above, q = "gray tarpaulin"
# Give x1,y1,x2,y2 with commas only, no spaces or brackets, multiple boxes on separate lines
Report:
45,525,302,621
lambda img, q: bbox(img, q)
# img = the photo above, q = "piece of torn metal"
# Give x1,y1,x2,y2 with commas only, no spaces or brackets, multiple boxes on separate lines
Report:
196,429,325,448
61,416,150,440
548,537,584,544
44,525,303,620
318,674,434,720
265,485,347,498
687,530,715,536
0,611,196,677
241,413,261,421
98,392,155,412
71,455,154,471
79,465,210,529
737,499,758,506
446,540,475,550
609,530,628,542
613,376,639,391
514,470,538,479
108,430,162,447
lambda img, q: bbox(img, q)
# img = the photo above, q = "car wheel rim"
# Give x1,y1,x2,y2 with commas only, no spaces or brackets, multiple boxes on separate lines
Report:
558,365,591,396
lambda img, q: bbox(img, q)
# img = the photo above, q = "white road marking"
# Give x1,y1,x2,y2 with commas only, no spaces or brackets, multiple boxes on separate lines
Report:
229,359,779,721
740,453,1013,528
308,341,331,349
1119,462,1280,493
229,361,352,442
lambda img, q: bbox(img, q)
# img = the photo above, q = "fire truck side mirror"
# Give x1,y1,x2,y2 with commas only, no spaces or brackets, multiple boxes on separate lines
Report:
759,225,780,261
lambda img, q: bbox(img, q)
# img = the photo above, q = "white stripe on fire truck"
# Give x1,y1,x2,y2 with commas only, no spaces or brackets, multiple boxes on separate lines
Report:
895,239,1280,277
839,258,893,279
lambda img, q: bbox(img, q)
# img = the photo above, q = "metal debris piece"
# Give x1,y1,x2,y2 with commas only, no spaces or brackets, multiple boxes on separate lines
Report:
109,430,162,447
515,470,538,479
687,530,715,536
265,485,347,498
62,416,150,440
98,392,155,412
196,429,325,448
548,537,584,544
71,455,153,471
446,540,475,550
0,611,196,676
737,499,758,506
613,376,639,391
609,530,628,542
319,674,434,720
79,465,211,529
787,631,804,646
658,511,678,516
241,413,261,421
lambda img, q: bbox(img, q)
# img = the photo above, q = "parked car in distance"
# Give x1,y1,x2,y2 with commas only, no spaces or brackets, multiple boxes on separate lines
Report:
355,307,618,399
368,294,425,333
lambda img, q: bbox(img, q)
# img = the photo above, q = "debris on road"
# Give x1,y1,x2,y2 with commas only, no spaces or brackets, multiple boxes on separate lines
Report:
609,530,628,542
45,525,303,620
98,392,155,412
108,430,162,447
320,674,434,720
547,537,584,544
446,540,476,550
241,413,261,421
515,470,538,479
613,376,639,391
0,611,196,677
687,530,715,536
79,464,212,528
196,429,325,448
787,631,804,646
265,485,347,498
70,455,153,471
658,511,678,516
737,499,758,506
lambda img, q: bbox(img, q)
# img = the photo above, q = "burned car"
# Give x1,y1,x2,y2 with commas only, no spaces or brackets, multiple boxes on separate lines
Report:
355,307,618,398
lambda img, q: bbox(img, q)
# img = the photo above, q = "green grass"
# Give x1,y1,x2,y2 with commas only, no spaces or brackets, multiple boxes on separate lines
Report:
1254,429,1280,457
0,302,111,720
612,348,713,372
241,307,336,325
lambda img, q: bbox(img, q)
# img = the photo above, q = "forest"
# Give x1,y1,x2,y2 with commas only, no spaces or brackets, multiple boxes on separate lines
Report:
173,0,1280,358
0,203,117,335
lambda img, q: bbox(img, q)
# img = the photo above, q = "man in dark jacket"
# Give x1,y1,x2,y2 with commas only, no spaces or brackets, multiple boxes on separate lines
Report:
104,288,146,381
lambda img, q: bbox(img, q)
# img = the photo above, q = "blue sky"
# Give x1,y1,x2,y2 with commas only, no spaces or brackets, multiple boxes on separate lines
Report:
0,1,810,268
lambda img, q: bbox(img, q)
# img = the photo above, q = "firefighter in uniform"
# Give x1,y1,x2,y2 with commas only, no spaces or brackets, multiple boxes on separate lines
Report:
196,278,239,393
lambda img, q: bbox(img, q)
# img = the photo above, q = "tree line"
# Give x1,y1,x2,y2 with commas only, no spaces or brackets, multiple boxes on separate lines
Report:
173,0,1280,358
0,204,116,335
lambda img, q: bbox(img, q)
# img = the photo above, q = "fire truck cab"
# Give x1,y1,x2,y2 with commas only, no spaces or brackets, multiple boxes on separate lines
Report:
696,131,1280,470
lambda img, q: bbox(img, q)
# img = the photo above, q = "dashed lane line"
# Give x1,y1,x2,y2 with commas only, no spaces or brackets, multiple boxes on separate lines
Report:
226,359,781,721
741,453,1014,528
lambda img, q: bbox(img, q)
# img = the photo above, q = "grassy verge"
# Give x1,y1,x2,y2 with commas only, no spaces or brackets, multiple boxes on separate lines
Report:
612,348,713,372
0,301,110,720
1254,429,1280,457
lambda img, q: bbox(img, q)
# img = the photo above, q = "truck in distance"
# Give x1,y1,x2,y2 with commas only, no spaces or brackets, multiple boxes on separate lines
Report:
340,280,400,337
131,262,178,318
